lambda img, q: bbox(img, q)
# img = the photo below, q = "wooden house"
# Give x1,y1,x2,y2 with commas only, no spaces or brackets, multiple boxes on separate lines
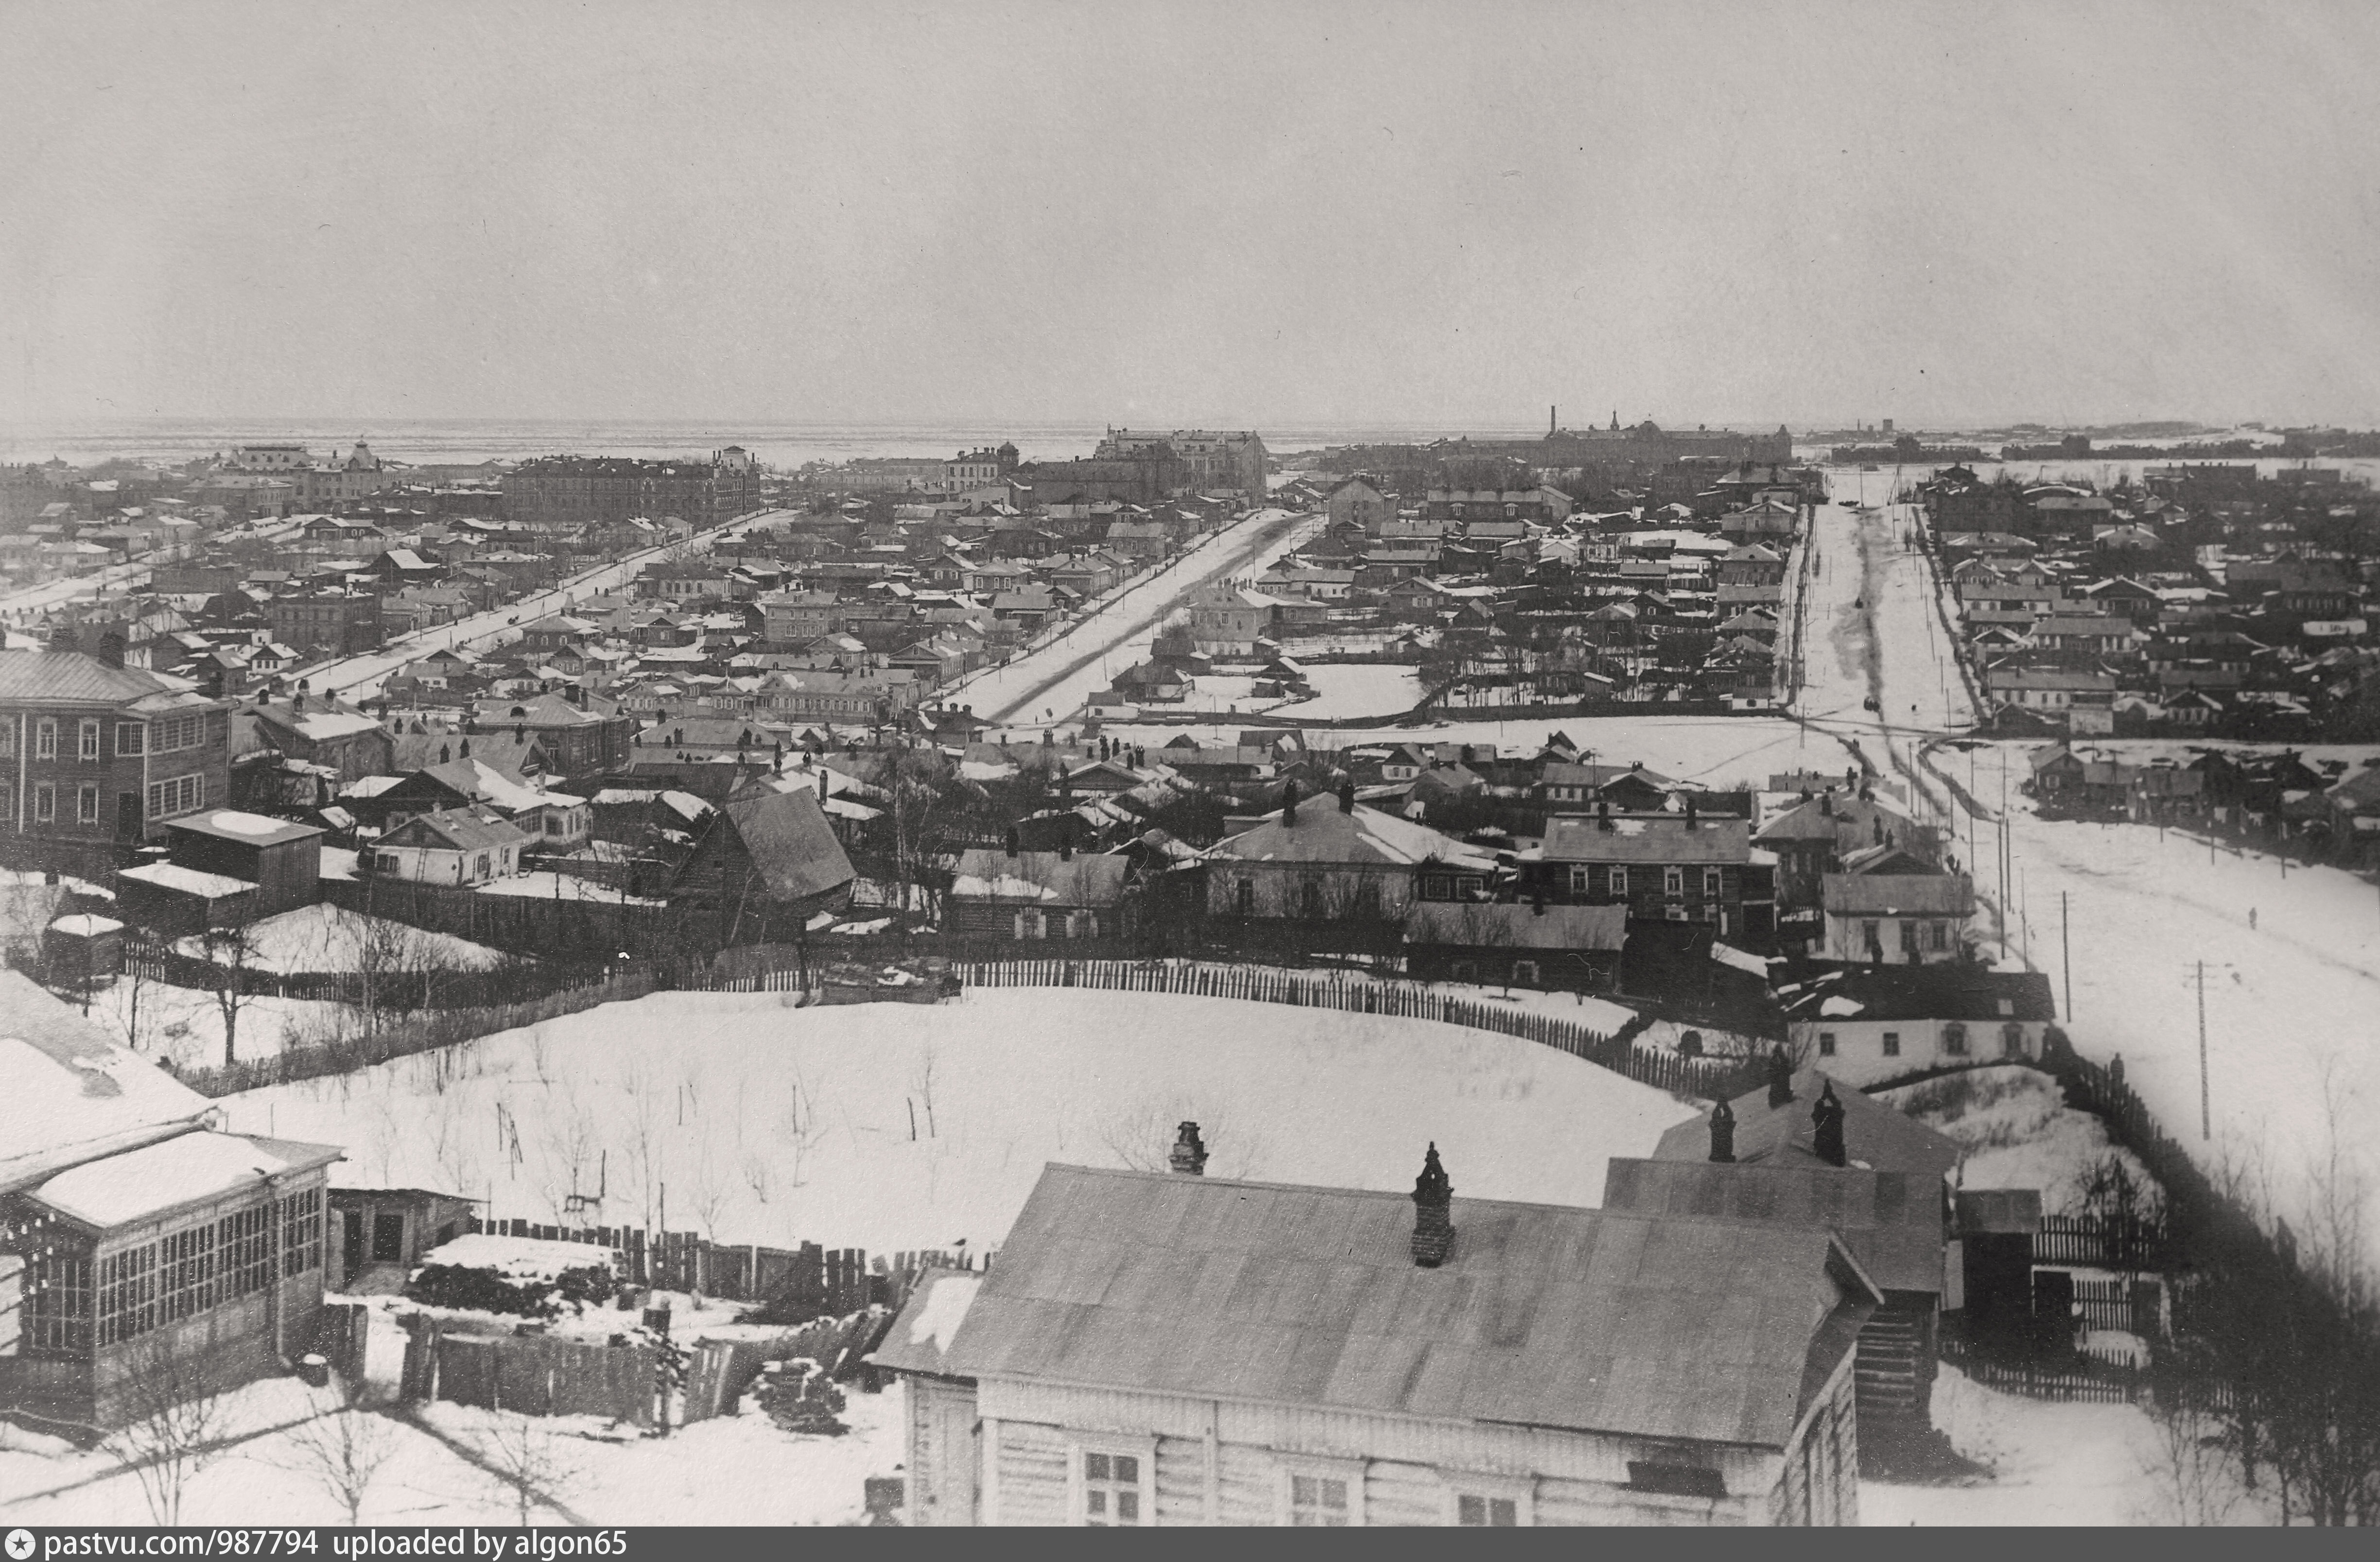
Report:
1818,863,1973,965
0,972,342,1431
871,1152,1879,1527
668,784,856,941
1403,901,1626,992
948,842,1129,940
1778,966,2057,1085
366,805,533,887
1201,784,1494,925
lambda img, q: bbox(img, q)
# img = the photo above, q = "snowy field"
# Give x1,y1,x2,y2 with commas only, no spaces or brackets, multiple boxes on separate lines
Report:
1271,663,1425,720
1945,741,2380,1256
174,902,512,973
223,988,1702,1253
1879,1066,2160,1218
84,975,347,1072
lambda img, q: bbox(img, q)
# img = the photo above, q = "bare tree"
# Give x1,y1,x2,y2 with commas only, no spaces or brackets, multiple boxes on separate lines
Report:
286,1377,400,1527
475,1414,575,1527
109,1333,227,1526
1099,1093,1266,1181
538,1078,602,1226
200,921,264,1068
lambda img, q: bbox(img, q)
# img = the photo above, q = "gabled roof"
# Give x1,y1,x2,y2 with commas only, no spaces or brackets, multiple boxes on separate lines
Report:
1601,1159,1945,1295
382,805,535,854
0,650,201,708
1819,871,1972,915
1205,799,1495,871
1776,966,2056,1026
1653,1069,1962,1184
1542,814,1751,865
872,1162,1879,1451
712,786,857,901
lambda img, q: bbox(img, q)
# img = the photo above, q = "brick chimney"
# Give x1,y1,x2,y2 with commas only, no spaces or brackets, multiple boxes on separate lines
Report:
1004,826,1019,858
1685,794,1698,830
1708,1098,1736,1163
1812,1080,1847,1167
1169,1121,1208,1176
1597,799,1612,832
1766,1045,1795,1108
1281,781,1300,825
1410,1143,1455,1267
1338,780,1356,814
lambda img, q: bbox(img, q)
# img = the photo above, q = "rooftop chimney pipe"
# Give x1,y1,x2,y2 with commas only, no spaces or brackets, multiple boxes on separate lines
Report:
1282,781,1300,825
1708,1098,1737,1163
1812,1081,1848,1167
1169,1122,1209,1176
1766,1045,1795,1108
1410,1144,1455,1268
1339,780,1356,814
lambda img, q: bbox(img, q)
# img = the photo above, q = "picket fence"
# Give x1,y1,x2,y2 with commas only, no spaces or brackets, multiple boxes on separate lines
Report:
955,958,1760,1101
2033,1213,2172,1271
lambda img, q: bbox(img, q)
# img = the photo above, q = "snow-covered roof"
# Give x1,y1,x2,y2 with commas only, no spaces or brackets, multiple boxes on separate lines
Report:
32,1130,341,1228
1207,798,1495,872
119,861,258,899
48,913,124,937
0,970,215,1197
415,1232,615,1283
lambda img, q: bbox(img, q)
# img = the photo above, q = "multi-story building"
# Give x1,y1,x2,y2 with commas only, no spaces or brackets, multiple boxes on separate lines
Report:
1533,809,1778,945
222,444,314,471
265,590,382,660
501,450,759,531
0,650,231,846
1095,428,1267,500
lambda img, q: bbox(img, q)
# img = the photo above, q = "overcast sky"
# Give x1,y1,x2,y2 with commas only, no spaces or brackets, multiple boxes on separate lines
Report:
6,0,2378,432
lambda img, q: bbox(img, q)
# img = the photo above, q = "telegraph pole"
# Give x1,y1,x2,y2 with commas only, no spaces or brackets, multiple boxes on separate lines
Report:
2061,891,2072,1021
2197,960,2210,1142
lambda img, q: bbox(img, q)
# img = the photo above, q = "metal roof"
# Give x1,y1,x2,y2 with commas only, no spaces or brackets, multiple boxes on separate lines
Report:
1819,872,1973,916
876,1163,1879,1451
1652,1069,1963,1186
1601,1159,1945,1296
716,786,857,901
0,650,198,709
1404,901,1627,952
1778,966,2056,1025
1542,815,1751,865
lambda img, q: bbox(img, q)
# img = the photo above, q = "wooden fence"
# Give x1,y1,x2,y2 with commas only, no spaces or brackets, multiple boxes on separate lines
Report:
123,933,584,1009
956,957,1758,1100
2034,1213,2172,1271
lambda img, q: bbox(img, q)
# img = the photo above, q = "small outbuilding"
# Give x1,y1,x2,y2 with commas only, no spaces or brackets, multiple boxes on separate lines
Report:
326,1187,481,1293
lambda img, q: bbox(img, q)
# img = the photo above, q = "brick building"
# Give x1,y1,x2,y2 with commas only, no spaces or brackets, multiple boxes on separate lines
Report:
501,450,759,531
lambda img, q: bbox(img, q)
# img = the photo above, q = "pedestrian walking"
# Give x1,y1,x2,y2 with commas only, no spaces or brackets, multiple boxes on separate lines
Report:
2249,907,2257,930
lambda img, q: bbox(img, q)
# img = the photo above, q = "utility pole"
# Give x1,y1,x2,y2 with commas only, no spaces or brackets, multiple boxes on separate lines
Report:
2197,960,2210,1142
2061,891,2072,1022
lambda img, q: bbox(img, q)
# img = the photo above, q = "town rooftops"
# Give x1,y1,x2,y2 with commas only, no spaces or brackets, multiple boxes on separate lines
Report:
869,1162,1879,1451
118,861,259,900
1653,1068,1962,1184
383,806,535,854
713,786,857,901
1541,814,1752,865
0,969,216,1198
950,848,1129,906
1405,901,1628,951
1600,1158,1945,1296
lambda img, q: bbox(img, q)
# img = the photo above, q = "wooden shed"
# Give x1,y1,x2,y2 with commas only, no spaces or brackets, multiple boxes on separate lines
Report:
327,1187,481,1292
1952,1188,2042,1344
164,809,326,919
42,913,124,981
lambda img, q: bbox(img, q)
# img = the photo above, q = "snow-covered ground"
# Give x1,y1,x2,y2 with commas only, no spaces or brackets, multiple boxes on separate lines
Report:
1945,741,2380,1256
1878,1065,2160,1217
478,871,665,905
0,1366,902,1526
1270,663,1425,720
1863,1365,2269,1526
174,902,512,973
84,972,349,1072
224,988,1701,1253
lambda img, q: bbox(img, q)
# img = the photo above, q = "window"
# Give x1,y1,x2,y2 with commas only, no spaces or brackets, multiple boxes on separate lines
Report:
150,714,205,753
1300,877,1325,918
376,852,401,874
1942,1023,1969,1056
35,784,54,822
1860,919,1880,952
1568,867,1590,896
1279,1458,1364,1526
1608,866,1628,896
2002,1022,2028,1058
1664,866,1685,897
35,718,56,760
218,1202,276,1300
1076,1447,1148,1526
1703,866,1722,898
1014,908,1046,940
1882,1031,1901,1058
77,785,98,825
1458,1494,1518,1527
78,720,100,761
1236,879,1254,916
1067,909,1099,940
114,721,144,755
1818,1031,1836,1057
1511,960,1539,987
474,852,491,880
95,1243,159,1347
147,773,204,819
281,1186,323,1278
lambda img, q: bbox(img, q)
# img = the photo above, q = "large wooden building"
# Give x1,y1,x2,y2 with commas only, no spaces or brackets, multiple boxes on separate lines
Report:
872,1152,1879,1527
0,971,342,1431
